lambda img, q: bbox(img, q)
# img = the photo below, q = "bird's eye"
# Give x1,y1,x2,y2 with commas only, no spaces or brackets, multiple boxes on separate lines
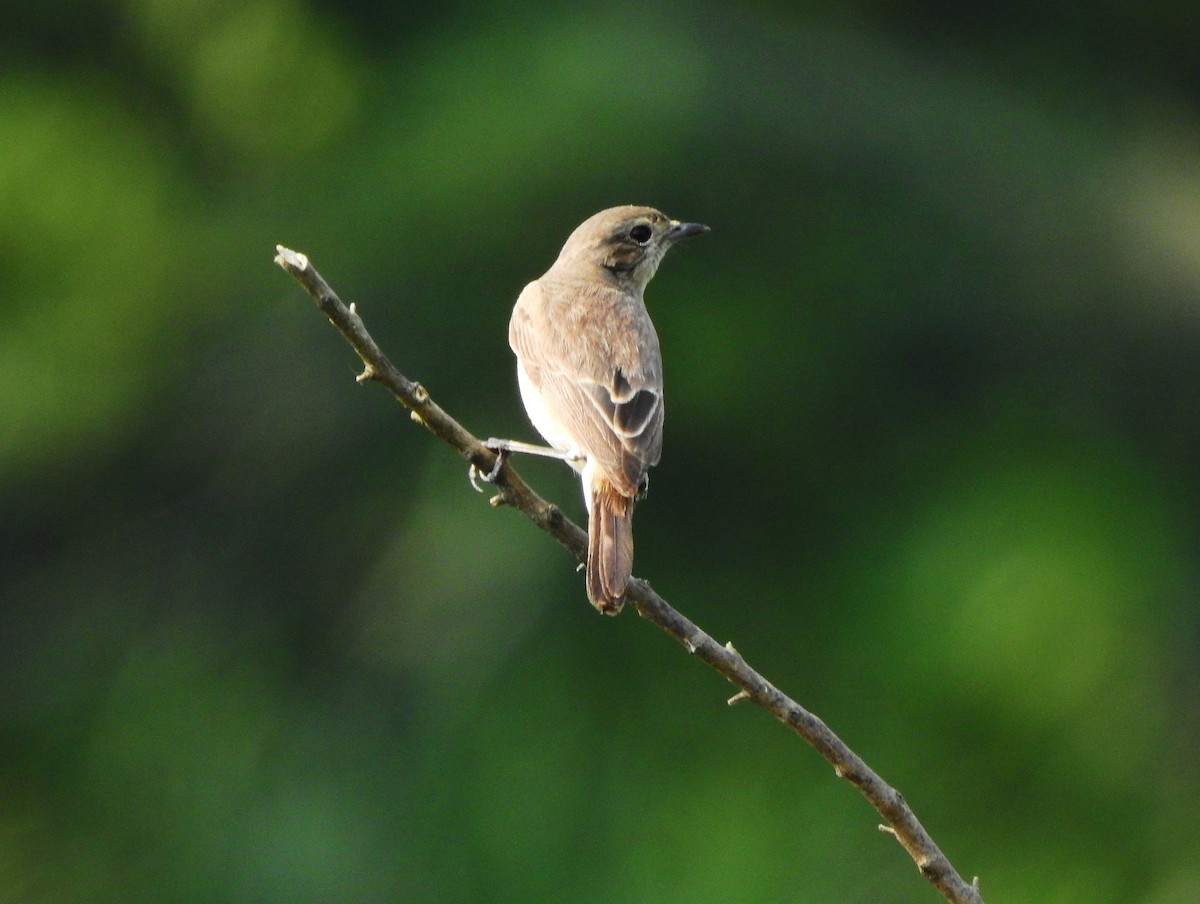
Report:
629,224,653,244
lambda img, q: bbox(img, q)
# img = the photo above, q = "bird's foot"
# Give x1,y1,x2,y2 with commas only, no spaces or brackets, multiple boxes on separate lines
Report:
468,442,508,492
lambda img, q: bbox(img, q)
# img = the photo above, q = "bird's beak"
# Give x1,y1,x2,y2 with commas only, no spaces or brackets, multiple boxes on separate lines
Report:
667,220,710,242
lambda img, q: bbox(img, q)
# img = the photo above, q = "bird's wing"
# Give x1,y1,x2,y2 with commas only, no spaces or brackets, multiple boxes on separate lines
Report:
510,282,663,496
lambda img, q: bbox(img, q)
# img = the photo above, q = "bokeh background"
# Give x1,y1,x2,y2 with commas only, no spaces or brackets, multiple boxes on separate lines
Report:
3,2,1200,902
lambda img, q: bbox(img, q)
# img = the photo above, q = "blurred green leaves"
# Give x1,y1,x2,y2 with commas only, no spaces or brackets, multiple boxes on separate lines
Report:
0,77,180,477
126,0,362,164
887,433,1179,762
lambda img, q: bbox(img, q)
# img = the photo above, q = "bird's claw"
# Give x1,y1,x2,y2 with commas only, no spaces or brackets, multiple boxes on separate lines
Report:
468,464,484,493
468,444,508,492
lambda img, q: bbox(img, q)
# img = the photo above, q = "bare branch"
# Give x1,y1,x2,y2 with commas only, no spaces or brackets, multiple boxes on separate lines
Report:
274,245,986,904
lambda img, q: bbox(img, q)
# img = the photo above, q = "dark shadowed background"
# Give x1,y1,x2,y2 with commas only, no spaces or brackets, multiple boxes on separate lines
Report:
3,2,1199,902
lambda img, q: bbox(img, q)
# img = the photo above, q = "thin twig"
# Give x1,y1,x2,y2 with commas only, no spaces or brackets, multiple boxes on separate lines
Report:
274,245,985,904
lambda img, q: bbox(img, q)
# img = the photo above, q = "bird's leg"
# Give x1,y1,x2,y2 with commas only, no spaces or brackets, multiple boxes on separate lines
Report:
485,438,586,471
469,438,583,492
484,438,581,462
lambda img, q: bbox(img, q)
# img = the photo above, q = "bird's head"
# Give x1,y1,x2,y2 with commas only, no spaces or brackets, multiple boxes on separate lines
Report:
553,205,708,291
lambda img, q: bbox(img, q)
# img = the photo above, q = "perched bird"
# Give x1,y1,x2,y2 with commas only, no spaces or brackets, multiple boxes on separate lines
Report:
498,205,708,613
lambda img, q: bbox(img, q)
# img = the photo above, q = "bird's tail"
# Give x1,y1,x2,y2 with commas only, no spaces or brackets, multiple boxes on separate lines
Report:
587,481,634,615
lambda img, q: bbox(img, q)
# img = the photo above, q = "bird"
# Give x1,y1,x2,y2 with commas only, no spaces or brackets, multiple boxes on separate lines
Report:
493,205,708,614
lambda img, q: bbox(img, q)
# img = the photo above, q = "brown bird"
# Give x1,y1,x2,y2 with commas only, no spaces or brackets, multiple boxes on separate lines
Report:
494,205,708,613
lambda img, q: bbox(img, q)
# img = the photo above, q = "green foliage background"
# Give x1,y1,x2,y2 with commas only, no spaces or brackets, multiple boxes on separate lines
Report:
3,2,1199,901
